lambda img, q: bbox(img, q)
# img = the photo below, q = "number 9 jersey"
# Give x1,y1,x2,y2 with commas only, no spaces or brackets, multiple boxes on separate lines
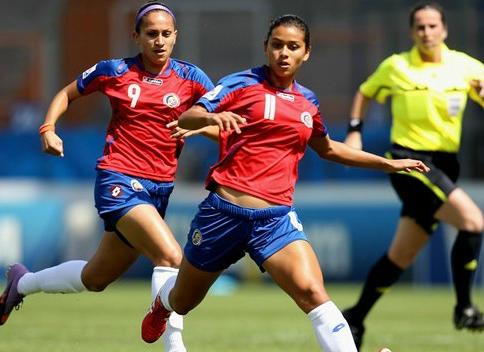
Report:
77,55,214,181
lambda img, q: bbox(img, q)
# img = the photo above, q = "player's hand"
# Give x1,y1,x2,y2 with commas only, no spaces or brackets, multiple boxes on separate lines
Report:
167,120,199,139
41,131,64,157
344,131,363,150
206,112,246,134
385,158,429,173
470,79,484,98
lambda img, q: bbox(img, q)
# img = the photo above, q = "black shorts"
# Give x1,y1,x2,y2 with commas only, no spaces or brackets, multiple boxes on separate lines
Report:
387,144,459,234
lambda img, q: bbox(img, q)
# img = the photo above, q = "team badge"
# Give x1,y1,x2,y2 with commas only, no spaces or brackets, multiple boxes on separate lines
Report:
110,185,122,198
192,229,203,246
300,112,313,128
130,179,144,192
163,93,180,108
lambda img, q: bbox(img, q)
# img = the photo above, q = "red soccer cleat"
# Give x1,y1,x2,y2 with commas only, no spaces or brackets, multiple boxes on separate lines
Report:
141,296,172,343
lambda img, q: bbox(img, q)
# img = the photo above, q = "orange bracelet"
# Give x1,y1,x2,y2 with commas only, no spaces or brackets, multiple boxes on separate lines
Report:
39,123,55,134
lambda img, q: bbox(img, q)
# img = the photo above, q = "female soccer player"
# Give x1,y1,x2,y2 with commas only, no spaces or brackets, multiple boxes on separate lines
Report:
0,2,213,351
342,2,484,349
141,14,428,351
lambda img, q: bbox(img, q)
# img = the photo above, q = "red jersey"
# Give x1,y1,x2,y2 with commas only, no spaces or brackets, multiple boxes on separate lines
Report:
77,55,213,181
197,66,328,205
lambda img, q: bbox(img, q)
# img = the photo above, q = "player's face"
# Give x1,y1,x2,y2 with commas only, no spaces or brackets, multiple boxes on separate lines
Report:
265,25,310,87
134,11,177,73
411,8,447,55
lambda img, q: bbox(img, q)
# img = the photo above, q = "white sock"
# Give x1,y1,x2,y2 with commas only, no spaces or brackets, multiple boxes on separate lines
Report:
152,266,186,352
308,301,357,352
159,274,177,311
17,260,87,295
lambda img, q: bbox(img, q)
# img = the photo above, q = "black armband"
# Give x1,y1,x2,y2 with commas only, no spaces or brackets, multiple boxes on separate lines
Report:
347,118,363,133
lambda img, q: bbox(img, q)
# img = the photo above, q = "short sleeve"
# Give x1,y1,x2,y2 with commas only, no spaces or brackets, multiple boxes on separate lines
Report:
191,67,215,101
311,110,328,138
359,56,395,104
76,59,127,95
463,54,484,107
196,71,253,112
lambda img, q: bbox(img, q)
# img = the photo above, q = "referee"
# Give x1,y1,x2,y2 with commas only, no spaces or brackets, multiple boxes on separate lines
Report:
342,2,484,349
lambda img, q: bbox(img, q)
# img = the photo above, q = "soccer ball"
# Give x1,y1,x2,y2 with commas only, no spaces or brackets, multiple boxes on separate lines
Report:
378,348,392,352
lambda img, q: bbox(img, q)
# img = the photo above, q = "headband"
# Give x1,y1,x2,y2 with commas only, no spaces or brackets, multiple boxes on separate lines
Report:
135,3,176,30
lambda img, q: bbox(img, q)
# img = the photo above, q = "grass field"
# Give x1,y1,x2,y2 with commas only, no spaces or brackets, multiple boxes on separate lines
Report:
1,281,483,351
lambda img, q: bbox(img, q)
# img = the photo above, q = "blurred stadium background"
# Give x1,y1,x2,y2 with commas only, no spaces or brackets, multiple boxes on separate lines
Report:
0,0,483,288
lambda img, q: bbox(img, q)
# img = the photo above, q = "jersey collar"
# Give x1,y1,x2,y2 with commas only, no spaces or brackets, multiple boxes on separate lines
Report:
410,43,449,66
135,54,173,77
262,65,300,93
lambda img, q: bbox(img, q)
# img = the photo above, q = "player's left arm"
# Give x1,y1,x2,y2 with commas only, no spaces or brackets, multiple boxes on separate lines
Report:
167,120,219,142
308,135,429,173
178,104,246,133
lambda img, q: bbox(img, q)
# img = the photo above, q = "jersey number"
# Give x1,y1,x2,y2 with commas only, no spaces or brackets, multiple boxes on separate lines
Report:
264,94,276,120
128,84,141,108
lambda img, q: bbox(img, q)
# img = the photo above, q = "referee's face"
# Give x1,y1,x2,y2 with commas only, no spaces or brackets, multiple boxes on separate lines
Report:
411,8,447,55
265,25,310,83
134,11,177,73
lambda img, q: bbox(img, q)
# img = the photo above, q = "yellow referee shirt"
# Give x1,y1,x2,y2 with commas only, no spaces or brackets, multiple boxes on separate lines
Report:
360,44,484,152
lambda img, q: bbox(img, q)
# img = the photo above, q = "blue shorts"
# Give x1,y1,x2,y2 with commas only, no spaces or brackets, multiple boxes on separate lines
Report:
94,169,174,232
184,192,308,272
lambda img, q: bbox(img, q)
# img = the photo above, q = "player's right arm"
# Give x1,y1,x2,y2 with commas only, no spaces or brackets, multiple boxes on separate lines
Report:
167,120,220,142
40,80,82,157
178,105,246,134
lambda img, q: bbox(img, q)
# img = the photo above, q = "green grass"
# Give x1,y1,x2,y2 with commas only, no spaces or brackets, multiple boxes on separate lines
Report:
1,281,483,351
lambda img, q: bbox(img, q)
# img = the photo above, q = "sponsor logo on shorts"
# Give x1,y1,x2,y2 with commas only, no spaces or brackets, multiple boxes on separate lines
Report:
332,323,345,333
192,229,202,246
142,76,163,86
110,185,122,198
300,112,313,128
130,179,144,192
163,93,180,108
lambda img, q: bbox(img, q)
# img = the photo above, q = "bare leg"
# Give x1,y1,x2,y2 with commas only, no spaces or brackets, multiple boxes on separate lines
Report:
168,257,222,315
263,240,356,351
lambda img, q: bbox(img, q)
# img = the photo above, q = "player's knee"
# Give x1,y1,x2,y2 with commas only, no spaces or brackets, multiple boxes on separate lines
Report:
460,209,484,233
293,282,328,311
153,250,183,268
